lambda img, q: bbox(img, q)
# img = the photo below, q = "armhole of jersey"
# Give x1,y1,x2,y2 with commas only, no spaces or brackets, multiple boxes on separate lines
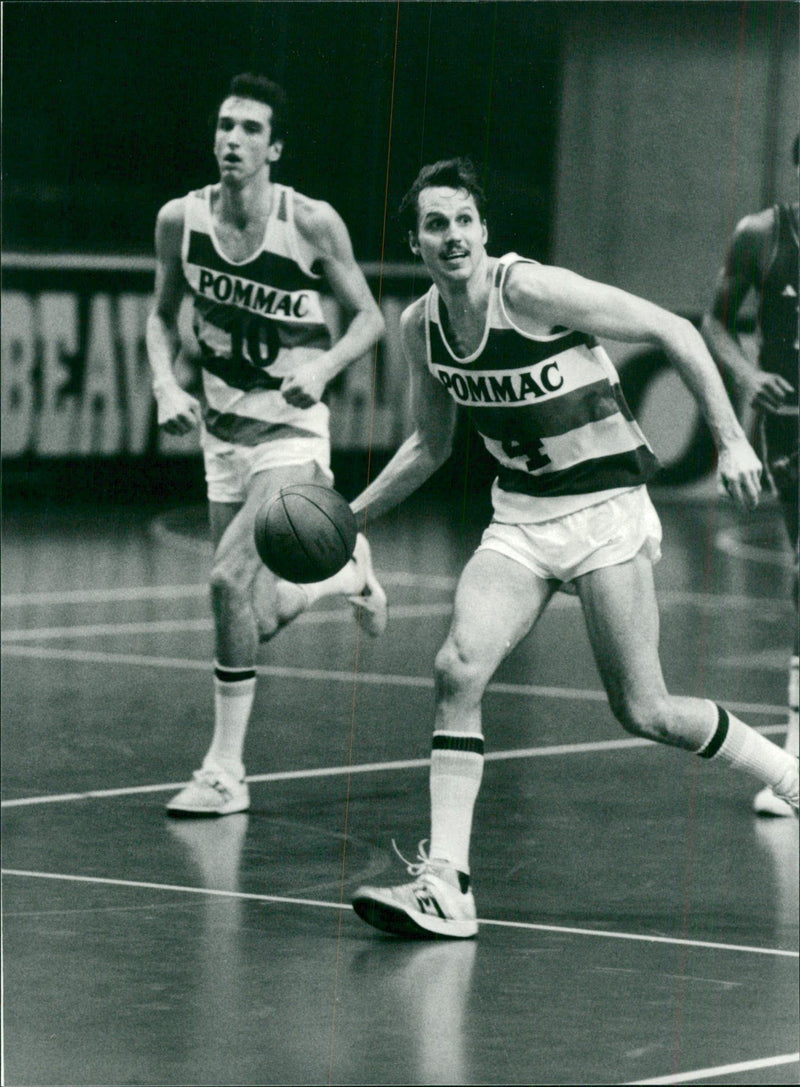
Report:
283,185,324,281
181,187,207,266
180,191,194,266
423,287,436,367
766,205,782,275
496,253,575,343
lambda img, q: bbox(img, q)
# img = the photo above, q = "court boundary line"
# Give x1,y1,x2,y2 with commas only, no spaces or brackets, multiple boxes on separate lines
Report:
3,868,797,960
623,1050,800,1084
0,642,786,719
2,581,793,609
2,727,787,809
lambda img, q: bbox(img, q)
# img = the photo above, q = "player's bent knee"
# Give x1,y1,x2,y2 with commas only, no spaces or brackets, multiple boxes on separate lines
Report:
610,693,672,741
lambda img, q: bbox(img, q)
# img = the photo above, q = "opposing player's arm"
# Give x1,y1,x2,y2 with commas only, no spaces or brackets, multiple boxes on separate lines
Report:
284,199,385,408
146,198,202,435
504,261,762,510
351,301,457,523
701,212,795,412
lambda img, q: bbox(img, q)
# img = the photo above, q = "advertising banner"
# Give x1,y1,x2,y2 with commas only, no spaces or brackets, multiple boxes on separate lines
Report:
2,253,724,487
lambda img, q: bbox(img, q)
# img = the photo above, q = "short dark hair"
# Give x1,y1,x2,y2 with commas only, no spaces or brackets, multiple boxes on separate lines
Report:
398,158,487,236
216,73,288,142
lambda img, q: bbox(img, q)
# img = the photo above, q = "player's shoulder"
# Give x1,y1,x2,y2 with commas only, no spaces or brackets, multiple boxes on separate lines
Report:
154,196,188,256
156,195,189,228
399,296,428,355
293,190,349,250
502,255,556,307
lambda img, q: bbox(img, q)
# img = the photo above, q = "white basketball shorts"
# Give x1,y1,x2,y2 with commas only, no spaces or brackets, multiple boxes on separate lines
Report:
476,485,662,584
201,427,333,505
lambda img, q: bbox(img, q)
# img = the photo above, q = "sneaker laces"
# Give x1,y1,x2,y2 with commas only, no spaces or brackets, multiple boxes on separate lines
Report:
391,838,451,882
192,768,234,800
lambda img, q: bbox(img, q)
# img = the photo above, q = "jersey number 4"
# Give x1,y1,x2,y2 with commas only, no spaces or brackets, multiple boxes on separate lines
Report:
501,436,551,471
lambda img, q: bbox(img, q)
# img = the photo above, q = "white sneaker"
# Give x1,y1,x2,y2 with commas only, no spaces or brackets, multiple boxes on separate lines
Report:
347,533,388,638
166,767,250,816
352,841,478,939
753,786,797,817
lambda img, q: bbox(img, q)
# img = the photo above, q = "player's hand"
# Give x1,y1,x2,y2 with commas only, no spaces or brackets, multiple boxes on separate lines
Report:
153,381,202,435
280,361,329,409
716,437,762,511
745,371,795,413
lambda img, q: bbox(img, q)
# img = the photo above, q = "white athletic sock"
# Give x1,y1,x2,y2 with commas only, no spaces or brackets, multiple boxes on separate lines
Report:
698,702,798,805
204,663,256,779
429,731,485,877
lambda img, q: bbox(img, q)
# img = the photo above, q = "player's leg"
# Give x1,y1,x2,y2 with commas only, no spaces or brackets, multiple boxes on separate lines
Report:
353,550,557,937
755,429,799,814
166,463,317,815
577,551,798,808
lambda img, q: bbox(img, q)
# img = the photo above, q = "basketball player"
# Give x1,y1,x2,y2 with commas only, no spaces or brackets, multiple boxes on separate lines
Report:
349,158,798,939
701,136,799,818
147,74,387,816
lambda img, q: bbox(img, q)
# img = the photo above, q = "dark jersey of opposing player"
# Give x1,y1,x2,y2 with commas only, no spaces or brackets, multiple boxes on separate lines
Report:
759,204,799,405
424,253,660,523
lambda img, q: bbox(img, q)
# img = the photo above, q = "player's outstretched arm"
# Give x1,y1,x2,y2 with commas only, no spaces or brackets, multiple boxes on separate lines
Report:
146,199,202,436
351,301,457,524
504,261,762,510
282,199,385,409
701,212,795,413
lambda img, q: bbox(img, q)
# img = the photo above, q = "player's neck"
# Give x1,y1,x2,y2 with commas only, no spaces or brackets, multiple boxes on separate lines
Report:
435,253,492,315
217,169,275,228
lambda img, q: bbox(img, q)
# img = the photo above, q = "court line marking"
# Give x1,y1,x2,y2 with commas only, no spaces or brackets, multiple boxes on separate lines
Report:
1,728,787,809
1,581,793,610
623,1051,799,1084
0,642,787,722
0,604,453,642
3,868,797,960
715,528,795,568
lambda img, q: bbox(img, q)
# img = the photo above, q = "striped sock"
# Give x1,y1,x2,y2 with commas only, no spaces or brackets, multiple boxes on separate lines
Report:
429,731,485,877
204,663,257,779
698,702,798,800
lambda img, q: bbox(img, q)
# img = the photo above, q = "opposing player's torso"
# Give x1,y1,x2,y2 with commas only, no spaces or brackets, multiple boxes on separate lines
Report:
759,204,799,401
182,183,333,444
424,254,660,521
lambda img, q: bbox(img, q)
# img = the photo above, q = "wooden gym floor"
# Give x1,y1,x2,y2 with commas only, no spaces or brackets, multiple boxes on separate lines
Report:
2,484,798,1086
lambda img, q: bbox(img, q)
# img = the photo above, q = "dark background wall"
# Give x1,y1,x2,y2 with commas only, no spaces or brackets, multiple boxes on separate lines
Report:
2,1,797,502
3,2,560,262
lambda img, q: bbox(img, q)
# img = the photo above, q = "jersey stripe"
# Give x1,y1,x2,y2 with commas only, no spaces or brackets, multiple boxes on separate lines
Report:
425,252,659,519
187,230,323,294
462,380,621,439
203,407,322,447
497,447,658,497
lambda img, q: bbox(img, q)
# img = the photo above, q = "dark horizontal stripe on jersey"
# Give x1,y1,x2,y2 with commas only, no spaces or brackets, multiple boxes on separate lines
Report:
187,231,324,293
195,296,330,346
430,324,596,371
214,664,257,683
200,350,284,392
432,733,485,756
465,379,626,441
496,446,660,497
204,408,323,447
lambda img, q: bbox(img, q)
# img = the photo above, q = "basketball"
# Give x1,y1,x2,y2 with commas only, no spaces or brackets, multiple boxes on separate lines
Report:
253,483,358,583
